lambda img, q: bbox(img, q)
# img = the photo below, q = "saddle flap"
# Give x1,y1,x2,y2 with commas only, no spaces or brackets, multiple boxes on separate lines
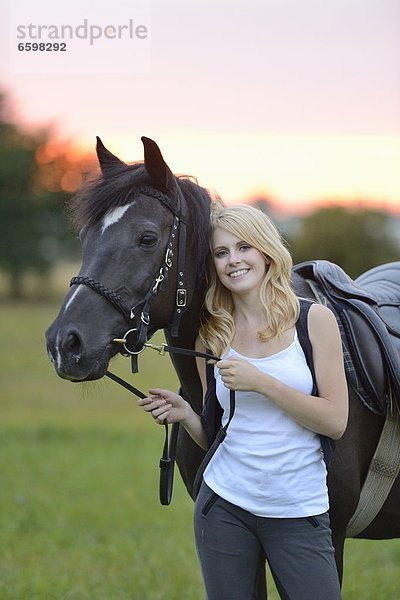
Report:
349,298,400,391
294,260,400,416
338,304,386,413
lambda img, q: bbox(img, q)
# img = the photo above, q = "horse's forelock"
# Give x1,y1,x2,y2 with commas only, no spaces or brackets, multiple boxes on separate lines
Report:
67,162,150,231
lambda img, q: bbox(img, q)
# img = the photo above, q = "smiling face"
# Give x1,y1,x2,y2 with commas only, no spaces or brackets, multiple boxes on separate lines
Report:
211,226,268,297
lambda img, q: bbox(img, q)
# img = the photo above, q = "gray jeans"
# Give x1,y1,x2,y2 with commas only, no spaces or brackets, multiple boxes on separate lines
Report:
194,482,341,600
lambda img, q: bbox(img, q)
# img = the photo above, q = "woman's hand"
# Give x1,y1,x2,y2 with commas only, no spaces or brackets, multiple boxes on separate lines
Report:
138,389,189,425
216,357,263,392
138,387,208,449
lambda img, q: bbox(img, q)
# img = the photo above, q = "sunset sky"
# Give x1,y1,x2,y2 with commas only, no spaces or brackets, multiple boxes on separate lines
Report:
1,0,399,215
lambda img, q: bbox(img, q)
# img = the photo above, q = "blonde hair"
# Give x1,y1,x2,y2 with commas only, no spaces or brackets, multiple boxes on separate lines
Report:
199,201,299,358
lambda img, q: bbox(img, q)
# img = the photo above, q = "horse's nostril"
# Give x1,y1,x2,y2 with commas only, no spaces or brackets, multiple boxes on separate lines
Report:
63,331,82,359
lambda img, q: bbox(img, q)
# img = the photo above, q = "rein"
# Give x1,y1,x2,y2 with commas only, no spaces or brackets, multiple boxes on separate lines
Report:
105,342,221,505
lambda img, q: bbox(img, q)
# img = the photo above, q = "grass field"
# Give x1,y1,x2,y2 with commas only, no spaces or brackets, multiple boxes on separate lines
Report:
1,302,400,599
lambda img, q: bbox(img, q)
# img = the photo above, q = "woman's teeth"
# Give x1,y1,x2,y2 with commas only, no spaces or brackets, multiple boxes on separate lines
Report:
229,269,249,278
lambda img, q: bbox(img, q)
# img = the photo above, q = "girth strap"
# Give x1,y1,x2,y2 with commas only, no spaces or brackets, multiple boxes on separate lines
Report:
346,407,400,538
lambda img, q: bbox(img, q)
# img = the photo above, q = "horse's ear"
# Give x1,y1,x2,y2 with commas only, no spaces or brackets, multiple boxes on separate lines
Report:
96,136,126,176
141,136,175,191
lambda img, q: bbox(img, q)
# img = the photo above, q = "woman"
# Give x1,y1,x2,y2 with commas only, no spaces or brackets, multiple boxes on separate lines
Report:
138,202,348,599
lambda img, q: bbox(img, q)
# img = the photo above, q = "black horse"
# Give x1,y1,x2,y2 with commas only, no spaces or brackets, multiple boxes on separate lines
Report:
46,136,400,586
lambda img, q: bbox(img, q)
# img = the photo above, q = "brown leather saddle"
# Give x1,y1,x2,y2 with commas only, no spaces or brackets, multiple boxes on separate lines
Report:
293,260,400,416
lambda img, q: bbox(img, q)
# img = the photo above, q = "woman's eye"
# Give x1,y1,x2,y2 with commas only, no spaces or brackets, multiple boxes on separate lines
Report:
239,245,251,251
215,250,227,258
139,234,158,247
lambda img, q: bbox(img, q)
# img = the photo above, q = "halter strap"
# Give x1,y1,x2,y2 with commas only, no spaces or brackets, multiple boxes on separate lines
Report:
69,276,130,320
69,183,190,372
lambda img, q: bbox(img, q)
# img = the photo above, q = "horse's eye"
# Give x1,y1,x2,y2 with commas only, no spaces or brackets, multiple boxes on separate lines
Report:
139,234,158,247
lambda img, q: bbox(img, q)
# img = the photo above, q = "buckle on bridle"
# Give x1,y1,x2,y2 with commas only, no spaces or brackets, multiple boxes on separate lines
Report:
141,311,150,325
165,248,173,268
176,289,187,307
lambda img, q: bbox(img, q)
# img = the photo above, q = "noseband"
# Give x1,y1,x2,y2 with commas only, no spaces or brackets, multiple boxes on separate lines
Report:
70,184,189,372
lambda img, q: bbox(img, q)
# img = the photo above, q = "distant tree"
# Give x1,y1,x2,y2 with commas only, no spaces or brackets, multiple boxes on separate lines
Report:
250,197,275,216
290,205,399,278
0,92,91,298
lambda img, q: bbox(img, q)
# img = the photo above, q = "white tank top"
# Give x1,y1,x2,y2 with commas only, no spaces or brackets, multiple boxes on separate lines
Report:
203,331,329,518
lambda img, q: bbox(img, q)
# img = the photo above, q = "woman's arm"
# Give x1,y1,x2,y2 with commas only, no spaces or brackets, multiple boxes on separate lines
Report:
217,303,348,440
137,336,209,449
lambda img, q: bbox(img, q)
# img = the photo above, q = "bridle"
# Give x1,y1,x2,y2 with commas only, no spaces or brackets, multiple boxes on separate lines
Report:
68,183,230,506
70,184,189,373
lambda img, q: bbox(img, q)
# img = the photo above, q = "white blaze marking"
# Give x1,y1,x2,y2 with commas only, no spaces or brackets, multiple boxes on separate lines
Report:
55,331,62,370
101,204,131,234
64,285,83,315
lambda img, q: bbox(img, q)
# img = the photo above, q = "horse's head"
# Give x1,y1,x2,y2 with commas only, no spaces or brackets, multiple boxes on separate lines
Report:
46,137,211,381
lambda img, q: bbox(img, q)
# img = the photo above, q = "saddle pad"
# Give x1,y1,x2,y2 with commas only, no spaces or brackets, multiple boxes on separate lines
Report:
356,262,400,305
356,262,400,337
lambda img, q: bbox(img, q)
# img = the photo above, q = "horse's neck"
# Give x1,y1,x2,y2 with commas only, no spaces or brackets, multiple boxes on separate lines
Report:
164,298,204,413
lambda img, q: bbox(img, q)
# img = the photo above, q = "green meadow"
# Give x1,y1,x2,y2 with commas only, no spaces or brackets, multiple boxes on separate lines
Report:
1,302,399,599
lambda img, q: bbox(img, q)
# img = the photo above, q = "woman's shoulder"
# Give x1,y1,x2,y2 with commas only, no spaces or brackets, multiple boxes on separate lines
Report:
298,297,335,324
308,301,336,320
307,302,340,343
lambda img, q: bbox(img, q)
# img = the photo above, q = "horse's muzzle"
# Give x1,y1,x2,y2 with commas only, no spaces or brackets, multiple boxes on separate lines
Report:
45,323,112,381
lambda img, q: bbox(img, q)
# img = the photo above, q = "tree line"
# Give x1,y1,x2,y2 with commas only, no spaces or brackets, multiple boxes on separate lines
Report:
0,93,94,298
0,95,398,299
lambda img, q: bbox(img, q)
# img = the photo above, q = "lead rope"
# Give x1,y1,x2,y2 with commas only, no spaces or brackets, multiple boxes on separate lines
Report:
105,344,232,505
105,369,178,505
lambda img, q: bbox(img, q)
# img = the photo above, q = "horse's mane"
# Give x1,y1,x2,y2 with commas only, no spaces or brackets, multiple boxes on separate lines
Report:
68,162,212,283
175,176,213,284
